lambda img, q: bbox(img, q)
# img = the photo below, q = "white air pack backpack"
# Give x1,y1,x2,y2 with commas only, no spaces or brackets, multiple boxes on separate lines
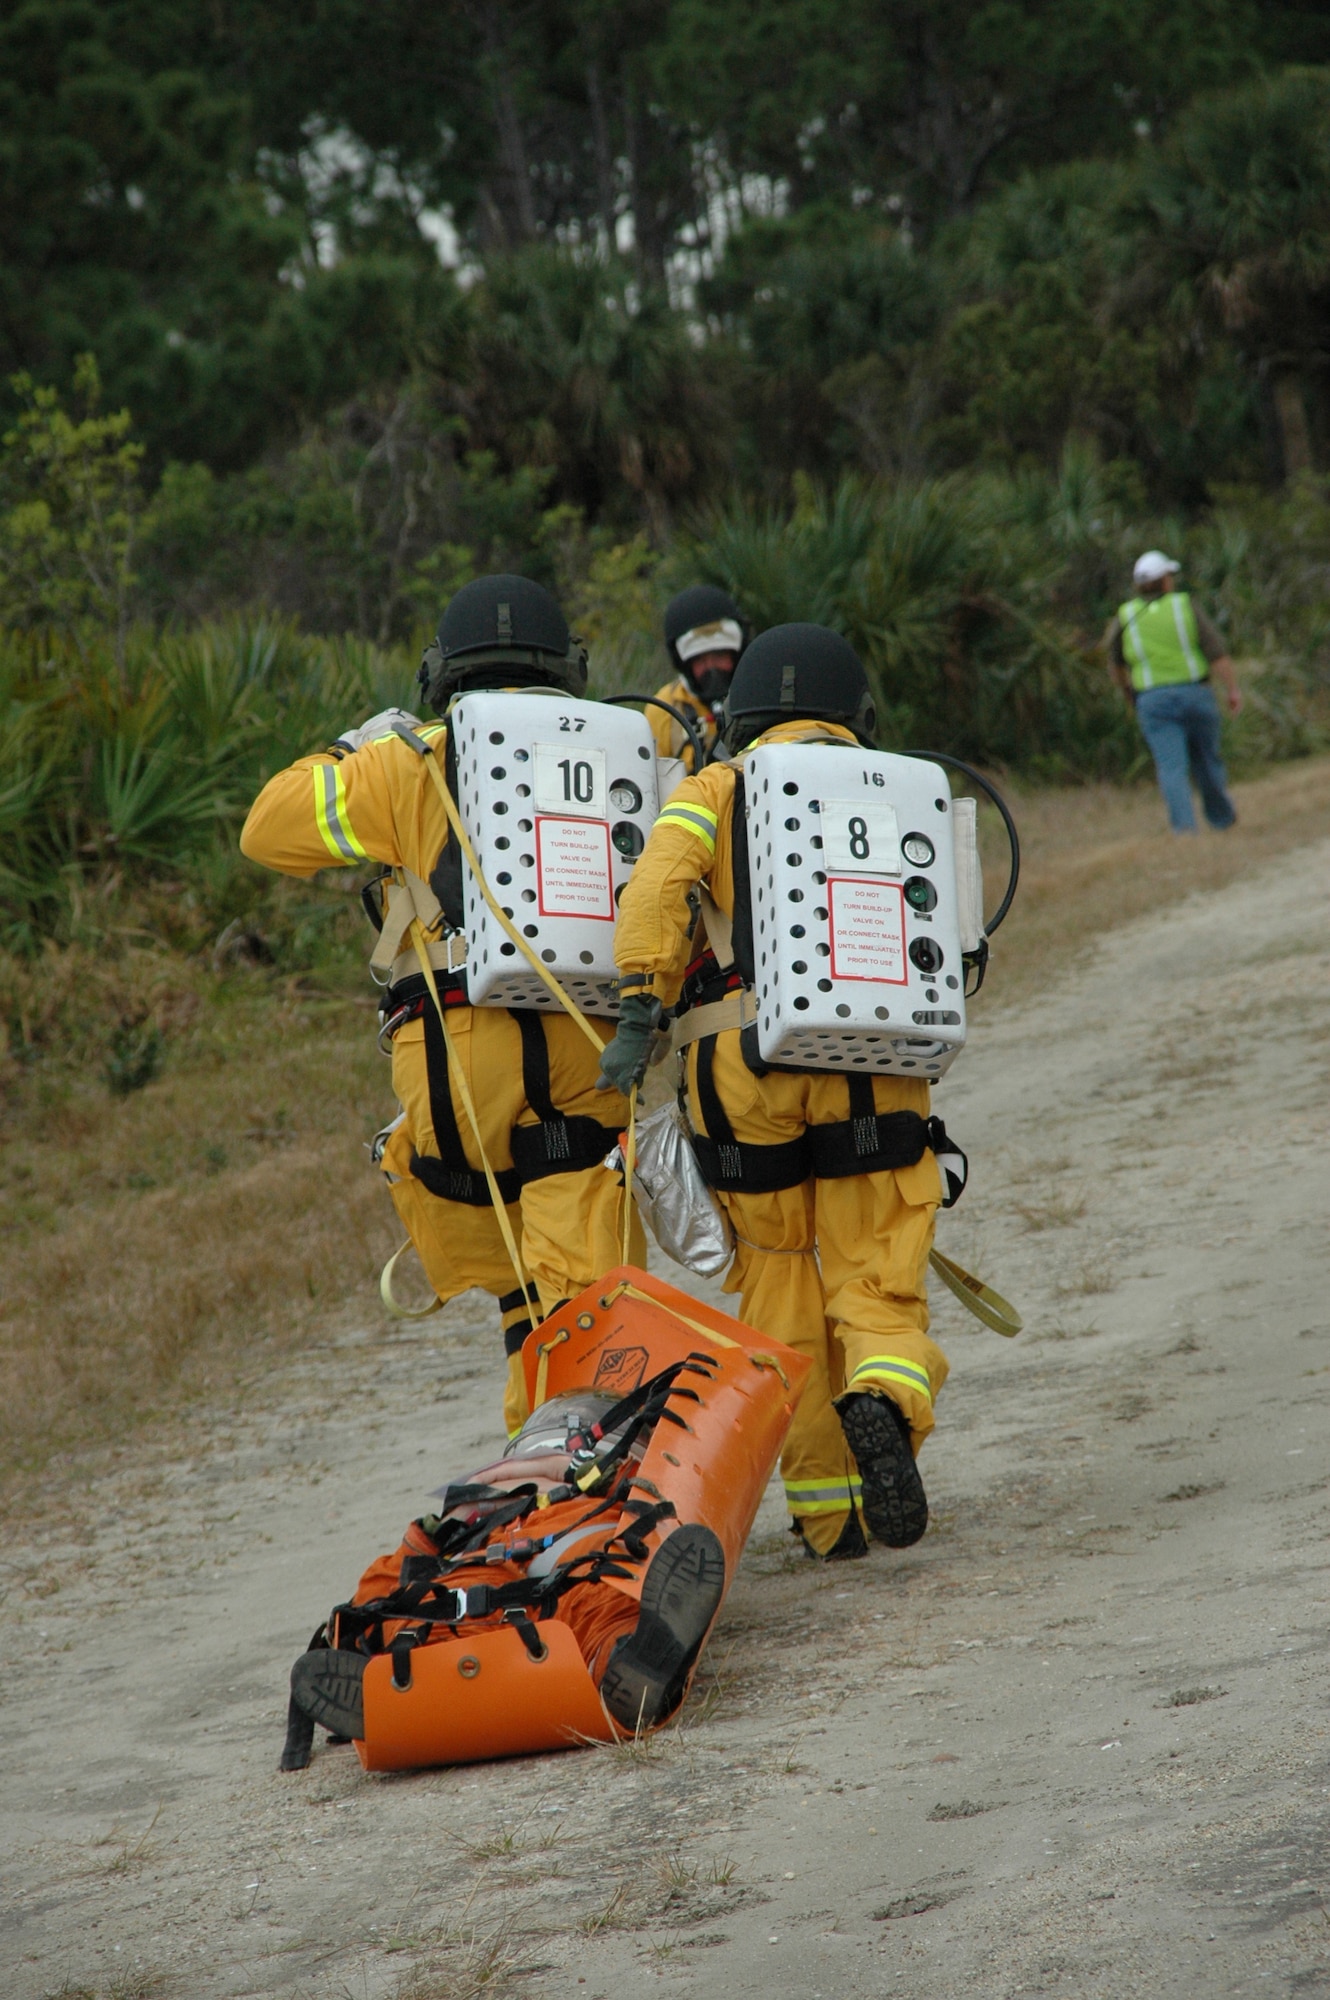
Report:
742,741,983,1079
449,691,660,1016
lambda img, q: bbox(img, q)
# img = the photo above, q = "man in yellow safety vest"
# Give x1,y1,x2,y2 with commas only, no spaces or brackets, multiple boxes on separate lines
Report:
1104,550,1242,833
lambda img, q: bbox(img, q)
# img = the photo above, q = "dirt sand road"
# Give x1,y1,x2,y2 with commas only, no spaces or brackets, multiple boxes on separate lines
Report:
5,836,1330,2000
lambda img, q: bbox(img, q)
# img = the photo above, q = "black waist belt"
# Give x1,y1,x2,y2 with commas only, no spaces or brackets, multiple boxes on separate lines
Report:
689,1037,953,1194
508,1010,622,1182
807,1099,947,1181
411,1002,623,1209
410,1147,521,1207
381,969,467,1022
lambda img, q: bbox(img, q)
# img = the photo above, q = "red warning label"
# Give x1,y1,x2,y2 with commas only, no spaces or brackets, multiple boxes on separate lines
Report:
535,816,615,919
827,877,908,983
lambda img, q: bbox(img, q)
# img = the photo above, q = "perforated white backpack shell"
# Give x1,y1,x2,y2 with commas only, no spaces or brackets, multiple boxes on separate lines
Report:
744,741,973,1079
450,691,659,1016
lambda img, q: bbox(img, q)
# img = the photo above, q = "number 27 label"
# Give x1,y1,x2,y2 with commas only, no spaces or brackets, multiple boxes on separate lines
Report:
533,743,607,819
820,798,901,876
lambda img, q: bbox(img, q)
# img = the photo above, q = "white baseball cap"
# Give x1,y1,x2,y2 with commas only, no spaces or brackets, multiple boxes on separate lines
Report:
676,617,744,663
1133,550,1181,588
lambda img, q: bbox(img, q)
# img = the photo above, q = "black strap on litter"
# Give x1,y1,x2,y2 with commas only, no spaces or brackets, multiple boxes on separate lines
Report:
508,1009,622,1184
333,1494,681,1654
688,1034,811,1192
411,995,522,1206
807,1082,949,1181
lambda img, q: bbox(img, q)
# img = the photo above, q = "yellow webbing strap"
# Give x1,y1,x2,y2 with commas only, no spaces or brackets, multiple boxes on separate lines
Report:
929,1248,1023,1338
379,1239,445,1320
376,916,532,1317
404,721,639,1264
620,1085,638,1266
534,1327,569,1409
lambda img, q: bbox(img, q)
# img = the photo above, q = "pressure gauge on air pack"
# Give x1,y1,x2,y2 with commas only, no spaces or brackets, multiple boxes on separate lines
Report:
901,832,935,867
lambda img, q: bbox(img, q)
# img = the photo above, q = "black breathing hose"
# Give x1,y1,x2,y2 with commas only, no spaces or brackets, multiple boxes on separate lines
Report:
904,751,1021,936
602,694,709,776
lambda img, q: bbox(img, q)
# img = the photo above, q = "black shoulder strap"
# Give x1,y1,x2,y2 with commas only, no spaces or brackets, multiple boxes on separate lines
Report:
729,775,756,988
427,728,466,930
413,999,521,1206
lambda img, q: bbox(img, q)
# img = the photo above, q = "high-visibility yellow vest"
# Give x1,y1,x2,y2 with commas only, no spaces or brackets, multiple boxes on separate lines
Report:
1117,591,1208,691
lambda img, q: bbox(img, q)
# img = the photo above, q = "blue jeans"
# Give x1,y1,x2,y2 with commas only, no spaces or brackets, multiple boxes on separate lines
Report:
1135,682,1236,833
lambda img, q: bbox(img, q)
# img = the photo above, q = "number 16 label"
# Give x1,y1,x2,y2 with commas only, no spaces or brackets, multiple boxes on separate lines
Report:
820,798,901,876
534,743,607,819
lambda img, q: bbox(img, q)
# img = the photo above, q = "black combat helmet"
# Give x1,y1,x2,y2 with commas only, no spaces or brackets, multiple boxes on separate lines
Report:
418,574,588,712
663,585,747,704
722,623,876,751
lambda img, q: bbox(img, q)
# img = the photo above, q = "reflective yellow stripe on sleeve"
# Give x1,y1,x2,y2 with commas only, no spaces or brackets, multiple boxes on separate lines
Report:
847,1356,934,1404
313,762,369,864
782,1475,864,1515
656,801,719,854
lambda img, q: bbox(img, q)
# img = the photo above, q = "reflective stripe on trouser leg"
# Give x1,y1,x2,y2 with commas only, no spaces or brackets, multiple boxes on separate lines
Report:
783,1475,864,1516
843,1356,935,1441
713,1187,859,1556
836,1329,948,1452
810,1078,946,1453
685,1031,863,1557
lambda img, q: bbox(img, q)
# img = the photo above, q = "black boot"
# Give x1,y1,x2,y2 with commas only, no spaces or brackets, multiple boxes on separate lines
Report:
289,1648,367,1742
598,1524,726,1733
797,1512,869,1562
838,1394,928,1549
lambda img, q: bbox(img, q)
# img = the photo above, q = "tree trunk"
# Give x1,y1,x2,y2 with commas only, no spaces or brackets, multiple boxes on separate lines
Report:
585,57,617,255
1273,372,1314,480
470,1,537,241
622,77,668,286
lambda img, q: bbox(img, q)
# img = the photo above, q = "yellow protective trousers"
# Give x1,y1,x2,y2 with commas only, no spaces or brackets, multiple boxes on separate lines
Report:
684,1030,947,1554
381,1005,645,1435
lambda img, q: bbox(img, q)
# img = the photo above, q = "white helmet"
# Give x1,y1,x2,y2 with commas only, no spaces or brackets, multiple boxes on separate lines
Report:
502,1391,620,1460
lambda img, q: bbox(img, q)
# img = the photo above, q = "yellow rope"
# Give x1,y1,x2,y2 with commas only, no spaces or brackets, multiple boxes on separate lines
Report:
533,1327,569,1408
620,1084,638,1266
929,1247,1023,1338
417,740,607,1056
379,1239,445,1319
410,916,531,1302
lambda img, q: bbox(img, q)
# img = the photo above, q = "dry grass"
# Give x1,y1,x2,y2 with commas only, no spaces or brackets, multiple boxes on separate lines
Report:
6,754,1330,1492
973,754,1330,1007
0,978,398,1496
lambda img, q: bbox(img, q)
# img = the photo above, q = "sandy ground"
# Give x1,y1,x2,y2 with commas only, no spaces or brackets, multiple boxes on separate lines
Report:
5,834,1330,2000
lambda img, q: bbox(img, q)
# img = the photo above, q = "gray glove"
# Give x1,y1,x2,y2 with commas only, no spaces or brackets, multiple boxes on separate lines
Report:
596,992,663,1095
332,707,421,755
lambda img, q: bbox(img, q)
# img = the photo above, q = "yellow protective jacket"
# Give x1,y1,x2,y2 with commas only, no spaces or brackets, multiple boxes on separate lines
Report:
648,677,718,773
614,718,861,1004
241,718,449,890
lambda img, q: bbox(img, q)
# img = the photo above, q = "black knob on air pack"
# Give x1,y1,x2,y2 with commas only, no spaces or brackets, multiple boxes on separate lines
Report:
909,936,944,974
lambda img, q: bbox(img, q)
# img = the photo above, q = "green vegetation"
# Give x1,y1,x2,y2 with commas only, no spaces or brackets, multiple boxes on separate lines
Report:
6,8,1330,1096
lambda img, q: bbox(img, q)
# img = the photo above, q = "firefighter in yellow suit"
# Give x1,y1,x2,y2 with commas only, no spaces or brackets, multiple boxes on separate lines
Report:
241,576,643,1435
648,586,748,773
599,625,948,1560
